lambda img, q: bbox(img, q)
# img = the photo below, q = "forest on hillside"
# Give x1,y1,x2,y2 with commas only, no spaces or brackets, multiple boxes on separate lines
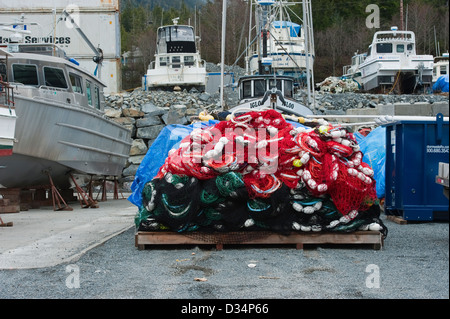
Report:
120,0,450,89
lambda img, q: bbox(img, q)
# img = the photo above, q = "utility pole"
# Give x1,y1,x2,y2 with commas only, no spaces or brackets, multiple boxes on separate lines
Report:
400,0,404,30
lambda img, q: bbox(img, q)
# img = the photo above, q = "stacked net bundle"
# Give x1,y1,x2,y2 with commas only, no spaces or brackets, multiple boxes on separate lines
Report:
135,109,387,237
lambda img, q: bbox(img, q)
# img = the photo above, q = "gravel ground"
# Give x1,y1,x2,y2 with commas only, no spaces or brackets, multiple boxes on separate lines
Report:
0,215,448,304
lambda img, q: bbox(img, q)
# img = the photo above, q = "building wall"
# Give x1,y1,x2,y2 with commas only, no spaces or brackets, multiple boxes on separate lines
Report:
0,0,121,93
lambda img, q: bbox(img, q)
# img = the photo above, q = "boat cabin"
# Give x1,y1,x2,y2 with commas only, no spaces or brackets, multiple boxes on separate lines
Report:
433,53,449,83
154,24,198,69
1,43,106,111
367,28,417,57
239,74,294,102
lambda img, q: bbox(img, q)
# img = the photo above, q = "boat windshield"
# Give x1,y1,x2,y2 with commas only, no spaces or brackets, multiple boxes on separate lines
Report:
165,26,194,42
157,26,196,54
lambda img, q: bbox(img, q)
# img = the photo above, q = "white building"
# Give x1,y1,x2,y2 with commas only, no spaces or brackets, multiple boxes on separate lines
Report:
0,0,121,93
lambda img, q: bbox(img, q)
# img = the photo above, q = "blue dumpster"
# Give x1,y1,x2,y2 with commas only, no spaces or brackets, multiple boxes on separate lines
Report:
384,113,449,221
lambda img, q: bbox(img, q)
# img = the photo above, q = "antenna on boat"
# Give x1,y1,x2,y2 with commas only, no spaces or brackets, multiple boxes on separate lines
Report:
220,0,227,110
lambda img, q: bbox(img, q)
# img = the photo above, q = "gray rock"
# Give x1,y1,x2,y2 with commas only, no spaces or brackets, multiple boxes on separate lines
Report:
136,125,165,139
129,139,148,156
136,116,162,128
141,102,167,116
122,164,140,177
199,92,211,102
104,108,122,118
128,155,146,165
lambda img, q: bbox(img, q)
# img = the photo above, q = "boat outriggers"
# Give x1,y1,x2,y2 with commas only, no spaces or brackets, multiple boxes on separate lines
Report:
229,0,313,117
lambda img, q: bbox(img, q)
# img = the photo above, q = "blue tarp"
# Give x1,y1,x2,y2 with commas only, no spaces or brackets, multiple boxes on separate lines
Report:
272,21,301,38
357,126,386,198
432,74,449,93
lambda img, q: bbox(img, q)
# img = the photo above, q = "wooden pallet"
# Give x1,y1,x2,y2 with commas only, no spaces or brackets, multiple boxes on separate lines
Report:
135,230,384,251
386,215,408,225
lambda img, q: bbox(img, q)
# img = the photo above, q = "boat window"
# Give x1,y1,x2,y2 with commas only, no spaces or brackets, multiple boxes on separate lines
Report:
254,79,266,96
69,73,83,94
86,80,92,106
43,66,68,89
94,86,101,110
168,26,195,42
376,43,392,53
284,80,293,98
397,44,404,53
242,81,252,99
440,66,447,75
184,56,194,66
160,57,168,66
12,63,39,86
407,44,413,51
172,56,181,68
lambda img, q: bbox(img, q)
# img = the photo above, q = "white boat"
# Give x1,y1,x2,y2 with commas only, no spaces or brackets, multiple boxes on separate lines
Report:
246,0,314,86
0,48,16,157
0,41,132,189
342,52,367,89
228,73,313,117
432,52,449,84
359,27,434,94
229,0,313,117
142,18,207,91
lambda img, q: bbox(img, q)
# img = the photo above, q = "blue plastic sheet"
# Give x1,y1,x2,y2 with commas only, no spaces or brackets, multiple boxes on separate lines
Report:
432,74,449,93
357,126,386,198
272,21,301,37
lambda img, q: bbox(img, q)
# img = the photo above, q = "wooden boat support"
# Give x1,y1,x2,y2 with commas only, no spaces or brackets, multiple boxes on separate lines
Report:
135,230,384,251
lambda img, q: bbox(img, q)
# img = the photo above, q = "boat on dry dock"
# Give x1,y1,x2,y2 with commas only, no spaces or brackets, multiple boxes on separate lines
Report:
142,18,207,91
432,52,449,84
359,27,434,94
0,42,132,189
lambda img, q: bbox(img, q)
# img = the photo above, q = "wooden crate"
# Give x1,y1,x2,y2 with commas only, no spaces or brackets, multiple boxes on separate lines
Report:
135,230,384,251
0,188,21,213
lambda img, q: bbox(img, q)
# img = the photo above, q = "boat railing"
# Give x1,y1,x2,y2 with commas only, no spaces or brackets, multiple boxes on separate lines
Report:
342,65,351,75
0,79,15,110
39,85,68,93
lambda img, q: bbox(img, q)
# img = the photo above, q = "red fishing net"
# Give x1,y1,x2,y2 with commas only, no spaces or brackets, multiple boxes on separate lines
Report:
155,109,377,216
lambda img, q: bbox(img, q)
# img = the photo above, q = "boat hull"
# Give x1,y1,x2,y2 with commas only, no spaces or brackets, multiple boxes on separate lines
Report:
229,96,313,117
360,56,433,93
144,66,207,89
0,106,16,157
0,95,132,188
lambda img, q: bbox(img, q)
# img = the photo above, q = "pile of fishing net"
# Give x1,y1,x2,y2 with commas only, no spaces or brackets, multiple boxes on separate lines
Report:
135,109,387,236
